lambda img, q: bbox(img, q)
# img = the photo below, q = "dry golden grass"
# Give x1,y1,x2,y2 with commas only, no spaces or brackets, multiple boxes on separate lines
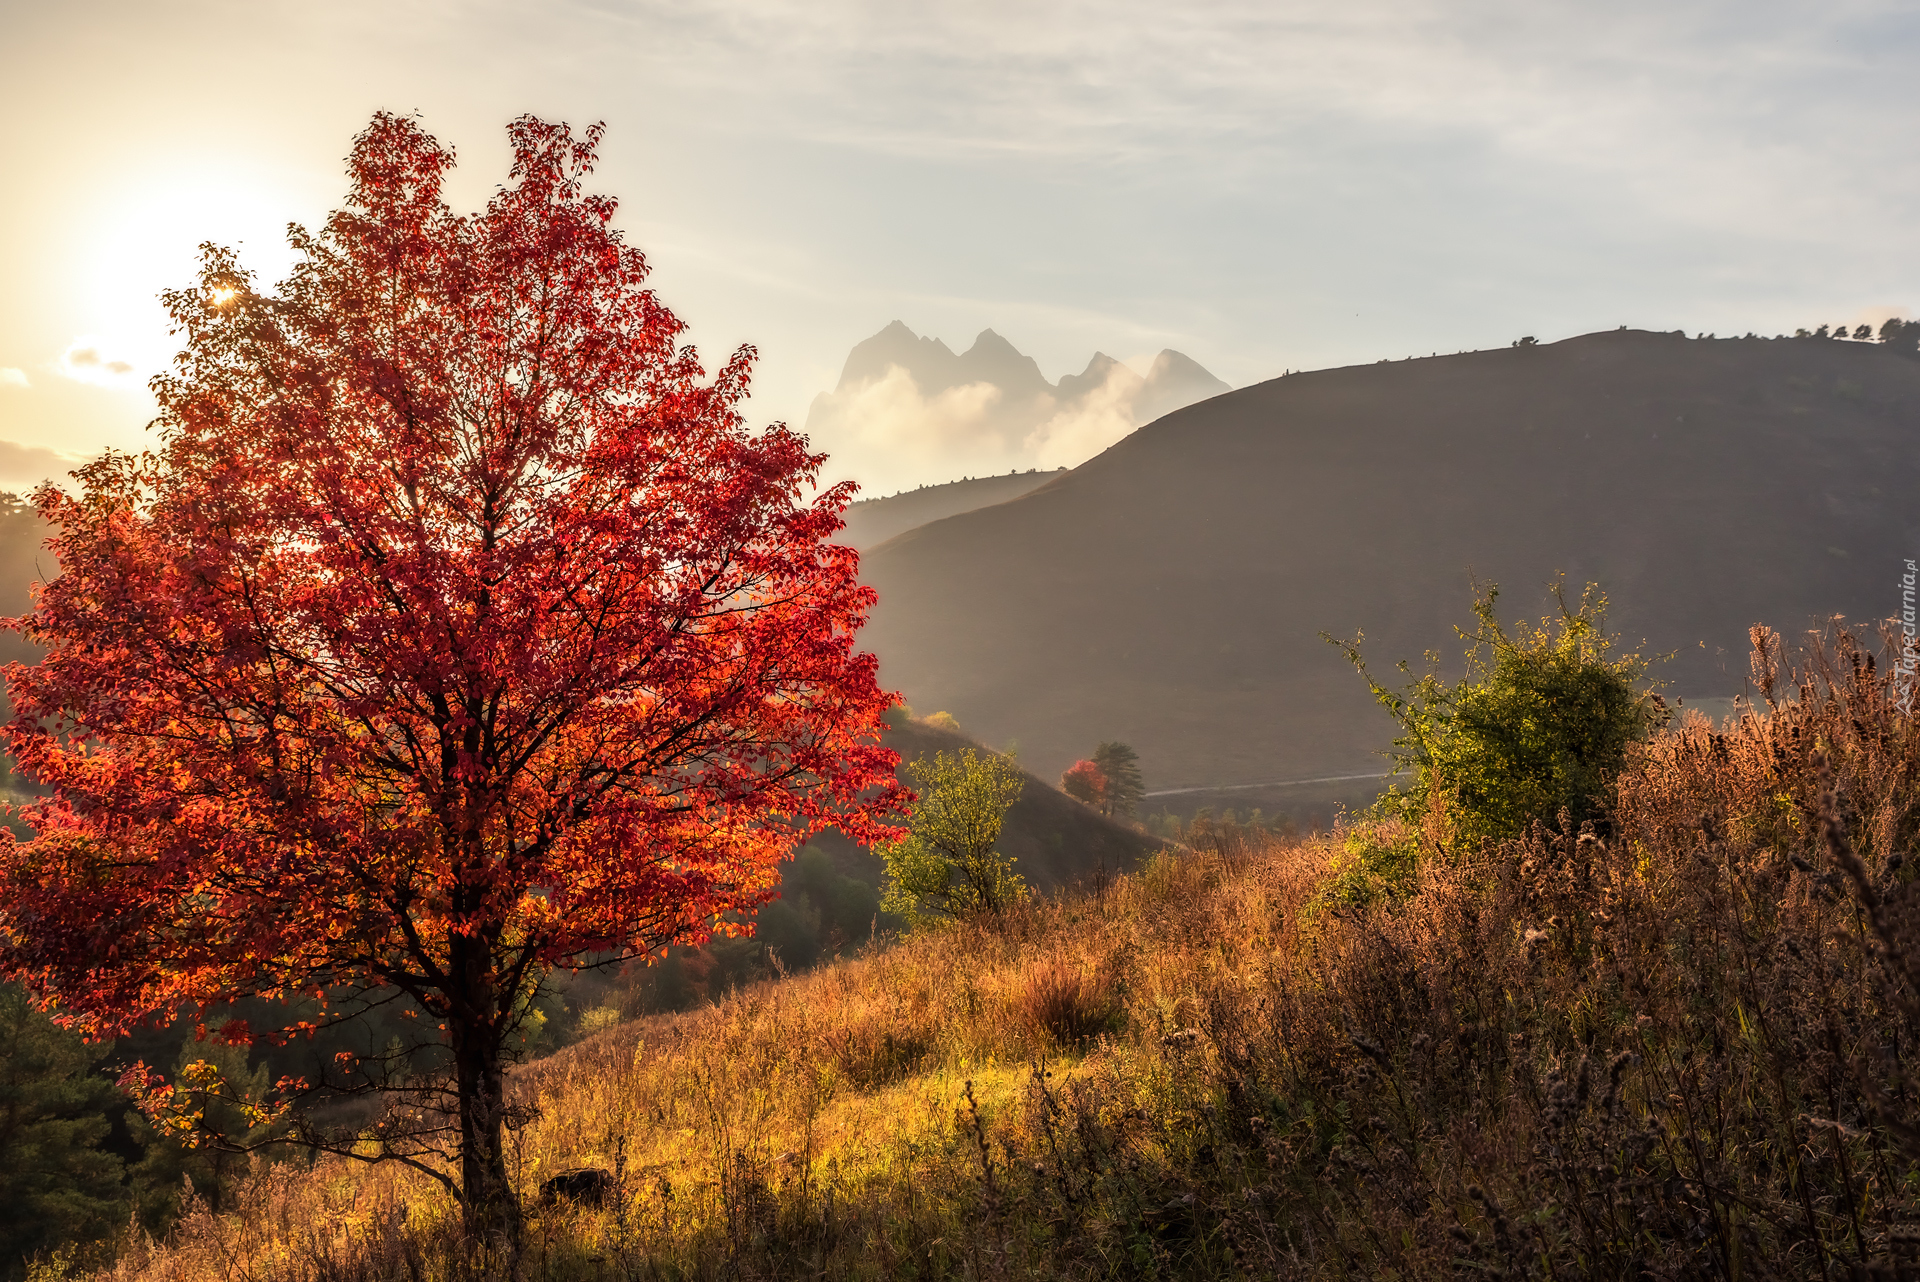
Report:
89,827,1333,1280
77,621,1920,1280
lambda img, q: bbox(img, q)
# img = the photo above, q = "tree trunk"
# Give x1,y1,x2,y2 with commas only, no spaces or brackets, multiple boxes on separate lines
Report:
448,947,521,1246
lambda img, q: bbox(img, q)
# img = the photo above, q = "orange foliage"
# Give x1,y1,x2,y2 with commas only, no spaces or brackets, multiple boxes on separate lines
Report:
1059,759,1106,807
0,113,902,1232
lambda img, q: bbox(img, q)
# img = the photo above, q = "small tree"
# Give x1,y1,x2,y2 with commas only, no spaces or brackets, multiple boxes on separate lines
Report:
880,749,1026,928
1328,579,1665,858
1091,741,1144,817
1060,759,1107,809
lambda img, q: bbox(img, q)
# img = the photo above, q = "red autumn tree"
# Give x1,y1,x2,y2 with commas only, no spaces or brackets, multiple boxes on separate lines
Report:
1060,759,1108,809
0,113,902,1239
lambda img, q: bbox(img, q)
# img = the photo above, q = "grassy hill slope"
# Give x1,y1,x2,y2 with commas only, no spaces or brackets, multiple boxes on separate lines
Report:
837,471,1065,551
575,719,1165,1018
93,631,1920,1279
859,330,1920,789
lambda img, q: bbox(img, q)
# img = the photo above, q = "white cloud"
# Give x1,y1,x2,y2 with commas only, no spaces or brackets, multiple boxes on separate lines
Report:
0,369,27,389
54,338,140,388
565,0,1920,246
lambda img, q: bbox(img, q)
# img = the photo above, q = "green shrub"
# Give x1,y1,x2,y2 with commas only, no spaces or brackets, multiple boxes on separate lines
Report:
1329,579,1665,859
1312,817,1421,913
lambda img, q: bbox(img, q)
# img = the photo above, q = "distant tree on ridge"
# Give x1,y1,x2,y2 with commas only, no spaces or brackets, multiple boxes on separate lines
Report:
1061,760,1108,809
1091,741,1145,818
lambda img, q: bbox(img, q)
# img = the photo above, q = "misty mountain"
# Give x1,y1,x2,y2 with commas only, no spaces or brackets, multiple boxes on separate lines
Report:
856,329,1920,795
835,322,1055,400
804,322,1231,482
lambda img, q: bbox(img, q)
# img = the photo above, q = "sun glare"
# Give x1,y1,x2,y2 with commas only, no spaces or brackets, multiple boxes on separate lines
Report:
208,285,238,307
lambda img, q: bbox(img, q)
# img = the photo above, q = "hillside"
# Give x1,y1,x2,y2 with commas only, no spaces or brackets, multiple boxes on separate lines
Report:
859,329,1920,789
837,470,1064,550
0,498,49,669
92,646,1920,1279
810,716,1164,890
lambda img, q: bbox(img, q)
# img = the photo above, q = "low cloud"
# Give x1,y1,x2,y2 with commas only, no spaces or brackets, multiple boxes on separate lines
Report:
805,327,1230,493
807,367,1036,491
1025,362,1141,472
0,440,81,493
0,369,27,389
55,339,140,388
810,359,1168,489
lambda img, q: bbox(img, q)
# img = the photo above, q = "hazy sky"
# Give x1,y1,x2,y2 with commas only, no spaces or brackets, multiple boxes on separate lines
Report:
3,0,1918,495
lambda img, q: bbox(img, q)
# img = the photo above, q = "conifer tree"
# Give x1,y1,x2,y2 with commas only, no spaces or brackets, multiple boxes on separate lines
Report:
1092,741,1145,818
0,985,129,1273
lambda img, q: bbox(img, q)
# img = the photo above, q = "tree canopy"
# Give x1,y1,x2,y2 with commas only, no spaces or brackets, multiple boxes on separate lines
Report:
1060,759,1108,809
880,749,1026,928
1090,741,1144,818
0,112,902,1239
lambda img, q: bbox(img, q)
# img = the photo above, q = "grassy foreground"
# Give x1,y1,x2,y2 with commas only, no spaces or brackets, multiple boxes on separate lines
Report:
78,627,1920,1280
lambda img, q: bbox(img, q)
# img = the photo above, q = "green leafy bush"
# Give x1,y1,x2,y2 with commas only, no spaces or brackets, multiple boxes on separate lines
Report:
1329,579,1665,860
